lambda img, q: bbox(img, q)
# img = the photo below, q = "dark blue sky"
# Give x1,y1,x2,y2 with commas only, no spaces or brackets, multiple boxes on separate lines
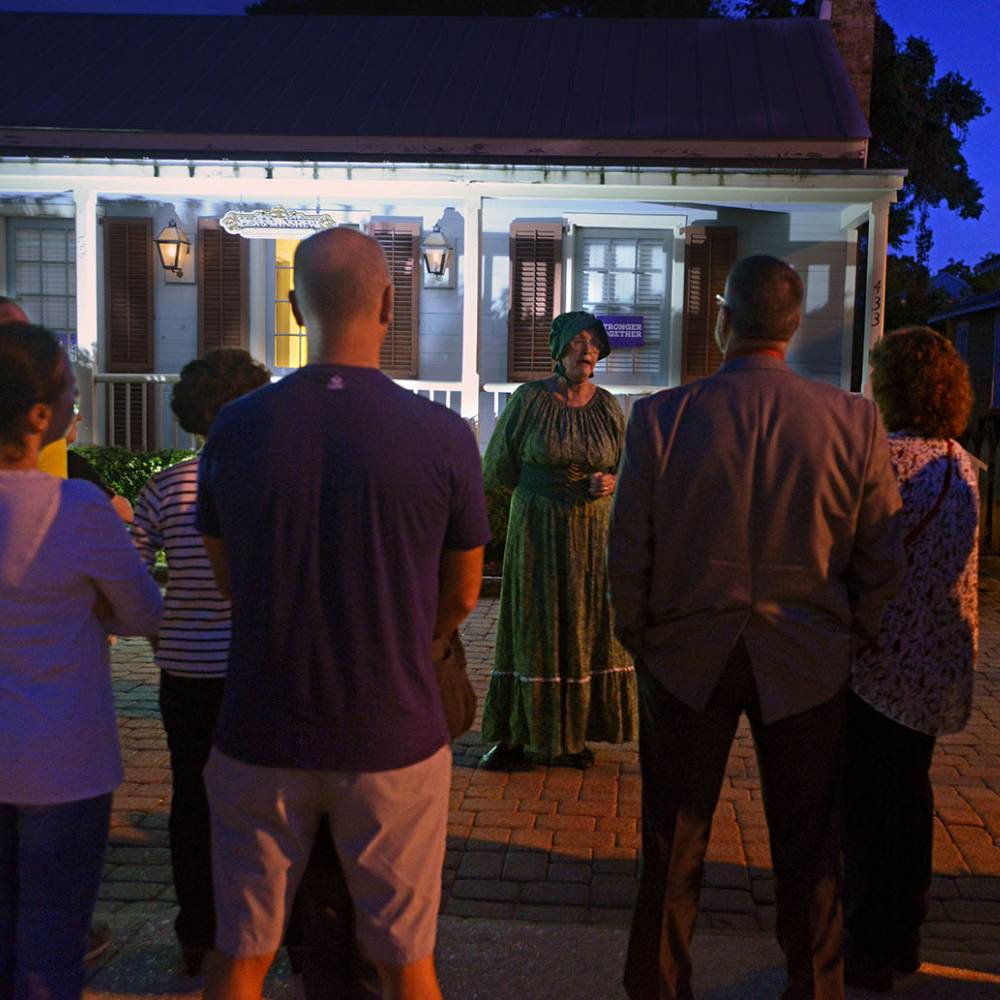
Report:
2,0,996,270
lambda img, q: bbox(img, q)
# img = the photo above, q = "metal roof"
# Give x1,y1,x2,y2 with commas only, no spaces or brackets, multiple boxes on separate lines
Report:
0,13,870,163
929,288,1000,324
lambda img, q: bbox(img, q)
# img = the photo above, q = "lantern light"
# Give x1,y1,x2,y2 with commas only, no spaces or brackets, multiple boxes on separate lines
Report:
154,219,191,277
420,224,452,277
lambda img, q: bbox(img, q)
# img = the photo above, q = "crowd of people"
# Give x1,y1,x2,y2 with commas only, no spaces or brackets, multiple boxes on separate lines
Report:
0,236,981,1000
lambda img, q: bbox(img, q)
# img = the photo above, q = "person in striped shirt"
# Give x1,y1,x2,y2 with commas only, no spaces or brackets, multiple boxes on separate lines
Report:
131,348,270,976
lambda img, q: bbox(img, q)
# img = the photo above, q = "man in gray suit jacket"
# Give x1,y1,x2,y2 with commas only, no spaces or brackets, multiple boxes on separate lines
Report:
608,255,903,1000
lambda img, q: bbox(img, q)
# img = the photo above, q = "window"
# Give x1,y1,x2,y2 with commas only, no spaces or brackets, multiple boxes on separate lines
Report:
6,220,76,353
992,315,1000,408
574,231,671,377
274,238,307,369
955,320,970,361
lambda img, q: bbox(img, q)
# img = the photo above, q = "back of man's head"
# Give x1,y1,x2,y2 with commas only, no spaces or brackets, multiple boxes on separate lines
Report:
724,256,803,343
292,228,391,358
0,296,29,327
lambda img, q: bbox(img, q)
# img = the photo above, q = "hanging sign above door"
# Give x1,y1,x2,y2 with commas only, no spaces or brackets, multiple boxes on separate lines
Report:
219,206,367,239
598,314,644,348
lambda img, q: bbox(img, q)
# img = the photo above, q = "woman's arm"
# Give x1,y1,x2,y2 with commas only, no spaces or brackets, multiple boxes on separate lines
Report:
482,384,529,491
81,496,163,636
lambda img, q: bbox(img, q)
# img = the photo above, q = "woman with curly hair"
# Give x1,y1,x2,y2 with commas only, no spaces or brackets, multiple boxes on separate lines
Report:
844,326,979,992
131,348,270,975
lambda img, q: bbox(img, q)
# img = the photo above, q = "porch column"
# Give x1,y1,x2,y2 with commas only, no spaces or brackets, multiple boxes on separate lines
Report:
461,195,482,427
73,186,100,443
862,196,891,385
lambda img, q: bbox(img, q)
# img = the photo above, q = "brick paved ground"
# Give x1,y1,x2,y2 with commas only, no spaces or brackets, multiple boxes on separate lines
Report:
98,568,1000,963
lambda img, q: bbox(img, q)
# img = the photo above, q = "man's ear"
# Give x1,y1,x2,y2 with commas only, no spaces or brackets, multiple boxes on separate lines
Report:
378,282,394,327
713,304,731,354
289,288,304,328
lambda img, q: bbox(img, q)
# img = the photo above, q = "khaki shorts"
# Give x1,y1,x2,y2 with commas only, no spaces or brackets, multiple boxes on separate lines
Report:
204,744,451,964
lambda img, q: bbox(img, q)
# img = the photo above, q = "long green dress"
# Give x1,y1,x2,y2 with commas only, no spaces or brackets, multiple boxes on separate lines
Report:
481,380,638,757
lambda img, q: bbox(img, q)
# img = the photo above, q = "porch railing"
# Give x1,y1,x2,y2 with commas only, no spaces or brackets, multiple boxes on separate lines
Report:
482,382,664,422
92,373,194,453
90,373,466,452
90,374,658,453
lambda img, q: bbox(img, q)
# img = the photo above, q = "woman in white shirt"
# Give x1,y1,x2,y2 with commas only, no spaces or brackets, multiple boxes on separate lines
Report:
0,324,162,999
845,327,979,992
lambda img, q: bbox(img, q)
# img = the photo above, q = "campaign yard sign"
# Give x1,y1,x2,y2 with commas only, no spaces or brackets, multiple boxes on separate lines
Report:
599,315,644,348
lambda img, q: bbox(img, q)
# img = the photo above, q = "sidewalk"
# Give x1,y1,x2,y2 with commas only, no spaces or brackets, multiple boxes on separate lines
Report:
86,568,1000,997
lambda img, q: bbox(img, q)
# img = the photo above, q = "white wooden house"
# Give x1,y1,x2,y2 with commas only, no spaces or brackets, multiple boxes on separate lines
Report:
0,3,902,449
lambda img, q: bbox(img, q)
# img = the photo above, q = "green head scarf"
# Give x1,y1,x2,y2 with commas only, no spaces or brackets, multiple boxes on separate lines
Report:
549,311,611,377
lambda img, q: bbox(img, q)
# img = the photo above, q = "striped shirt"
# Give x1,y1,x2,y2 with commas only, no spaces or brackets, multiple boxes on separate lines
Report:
132,457,230,678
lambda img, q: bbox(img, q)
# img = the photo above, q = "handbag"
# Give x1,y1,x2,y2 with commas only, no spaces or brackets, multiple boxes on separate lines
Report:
432,630,477,739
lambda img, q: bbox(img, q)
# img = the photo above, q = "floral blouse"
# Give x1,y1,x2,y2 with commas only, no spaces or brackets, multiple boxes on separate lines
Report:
850,434,979,735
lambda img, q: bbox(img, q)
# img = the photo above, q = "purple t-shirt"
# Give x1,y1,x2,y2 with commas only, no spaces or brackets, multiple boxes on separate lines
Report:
196,364,490,772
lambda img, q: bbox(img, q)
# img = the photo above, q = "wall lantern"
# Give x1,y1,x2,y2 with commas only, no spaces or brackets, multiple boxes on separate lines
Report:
421,224,455,288
154,220,191,277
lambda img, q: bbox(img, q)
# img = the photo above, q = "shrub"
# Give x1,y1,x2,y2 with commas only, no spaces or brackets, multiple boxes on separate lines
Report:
71,446,197,504
484,486,511,575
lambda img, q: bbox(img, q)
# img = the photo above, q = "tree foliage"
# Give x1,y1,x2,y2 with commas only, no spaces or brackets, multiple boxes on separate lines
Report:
867,16,987,249
943,254,1000,297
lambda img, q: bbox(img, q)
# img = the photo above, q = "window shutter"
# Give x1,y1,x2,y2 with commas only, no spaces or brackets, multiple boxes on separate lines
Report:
103,217,154,449
370,220,420,379
508,222,563,381
682,227,737,382
199,218,248,356
104,217,154,372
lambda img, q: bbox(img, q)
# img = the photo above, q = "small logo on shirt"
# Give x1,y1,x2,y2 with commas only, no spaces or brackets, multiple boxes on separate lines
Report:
327,375,345,391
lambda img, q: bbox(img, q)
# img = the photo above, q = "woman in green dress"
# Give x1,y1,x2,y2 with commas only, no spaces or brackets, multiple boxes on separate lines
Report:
479,311,638,770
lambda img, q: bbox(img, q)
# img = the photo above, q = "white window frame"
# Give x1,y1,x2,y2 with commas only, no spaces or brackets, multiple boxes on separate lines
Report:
5,217,77,354
991,314,1000,408
955,320,970,361
569,225,678,384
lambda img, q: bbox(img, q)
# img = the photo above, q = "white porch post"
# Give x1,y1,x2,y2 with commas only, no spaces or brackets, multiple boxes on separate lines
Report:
73,187,100,443
461,195,482,428
862,196,891,387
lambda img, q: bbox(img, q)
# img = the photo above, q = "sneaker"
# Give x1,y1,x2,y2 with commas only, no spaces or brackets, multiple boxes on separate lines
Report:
84,921,113,964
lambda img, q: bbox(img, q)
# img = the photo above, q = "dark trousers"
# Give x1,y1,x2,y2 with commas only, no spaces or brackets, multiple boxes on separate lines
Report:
0,793,112,1000
842,691,935,968
625,642,846,1000
158,671,225,950
285,818,379,1000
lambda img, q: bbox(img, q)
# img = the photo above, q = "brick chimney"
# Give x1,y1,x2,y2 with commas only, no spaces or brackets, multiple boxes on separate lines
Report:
817,0,876,120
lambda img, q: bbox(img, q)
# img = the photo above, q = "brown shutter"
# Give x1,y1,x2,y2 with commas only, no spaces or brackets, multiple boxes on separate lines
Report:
104,217,153,373
681,227,737,382
103,217,154,449
198,218,248,355
369,220,420,379
508,222,563,381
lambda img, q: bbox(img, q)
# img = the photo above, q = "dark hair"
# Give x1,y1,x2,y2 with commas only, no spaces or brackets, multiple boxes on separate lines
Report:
870,326,972,439
171,349,271,436
724,255,804,342
0,324,68,452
